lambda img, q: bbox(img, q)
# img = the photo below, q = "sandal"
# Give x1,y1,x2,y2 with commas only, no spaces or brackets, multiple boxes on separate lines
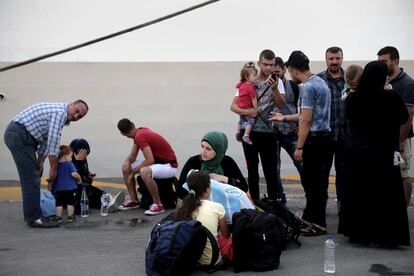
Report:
297,218,312,230
300,223,327,236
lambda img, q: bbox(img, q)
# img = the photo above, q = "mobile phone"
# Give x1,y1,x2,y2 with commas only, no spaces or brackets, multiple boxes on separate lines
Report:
271,73,279,81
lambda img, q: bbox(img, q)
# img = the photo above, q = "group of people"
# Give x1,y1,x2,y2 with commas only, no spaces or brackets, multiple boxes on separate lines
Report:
4,46,412,256
230,46,411,246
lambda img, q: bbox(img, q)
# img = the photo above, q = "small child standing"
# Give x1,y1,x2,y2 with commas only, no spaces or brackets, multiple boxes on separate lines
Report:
51,145,82,223
235,62,258,145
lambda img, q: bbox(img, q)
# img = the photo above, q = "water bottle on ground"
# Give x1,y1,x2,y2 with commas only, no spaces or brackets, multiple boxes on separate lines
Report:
80,187,89,217
324,235,336,274
100,193,111,216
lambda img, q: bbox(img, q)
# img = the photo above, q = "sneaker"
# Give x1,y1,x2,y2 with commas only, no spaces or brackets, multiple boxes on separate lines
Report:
28,217,60,228
67,216,76,223
108,191,126,213
235,132,242,142
53,216,63,224
144,203,165,216
47,215,57,221
118,199,140,211
242,135,252,145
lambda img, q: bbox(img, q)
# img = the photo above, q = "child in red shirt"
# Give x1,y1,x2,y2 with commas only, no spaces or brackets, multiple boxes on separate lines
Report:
235,62,258,145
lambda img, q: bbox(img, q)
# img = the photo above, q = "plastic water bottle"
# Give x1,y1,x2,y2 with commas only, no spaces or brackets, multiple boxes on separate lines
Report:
100,193,110,216
80,187,89,217
324,235,336,273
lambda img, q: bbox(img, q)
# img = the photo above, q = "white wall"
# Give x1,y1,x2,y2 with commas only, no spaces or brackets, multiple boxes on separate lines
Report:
1,60,414,180
1,0,413,62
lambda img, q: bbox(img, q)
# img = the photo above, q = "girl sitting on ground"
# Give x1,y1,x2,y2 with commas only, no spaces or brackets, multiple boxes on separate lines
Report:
174,171,230,266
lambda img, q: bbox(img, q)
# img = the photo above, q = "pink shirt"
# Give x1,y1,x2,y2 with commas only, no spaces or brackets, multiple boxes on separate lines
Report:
236,82,256,108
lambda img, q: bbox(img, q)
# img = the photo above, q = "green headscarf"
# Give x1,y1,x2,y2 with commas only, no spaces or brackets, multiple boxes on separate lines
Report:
200,131,228,175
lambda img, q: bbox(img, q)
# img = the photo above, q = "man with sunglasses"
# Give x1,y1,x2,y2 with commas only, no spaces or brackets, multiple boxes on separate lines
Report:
271,57,304,190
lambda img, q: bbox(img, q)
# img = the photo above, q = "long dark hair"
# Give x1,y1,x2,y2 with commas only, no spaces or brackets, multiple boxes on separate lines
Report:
174,171,210,221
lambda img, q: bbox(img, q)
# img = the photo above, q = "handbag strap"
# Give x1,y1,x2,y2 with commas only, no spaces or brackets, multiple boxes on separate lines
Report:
257,85,270,102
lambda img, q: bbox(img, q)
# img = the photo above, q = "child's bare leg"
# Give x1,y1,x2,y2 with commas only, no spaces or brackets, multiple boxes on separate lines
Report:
244,124,252,136
55,206,63,217
235,123,242,142
67,205,75,217
242,123,253,145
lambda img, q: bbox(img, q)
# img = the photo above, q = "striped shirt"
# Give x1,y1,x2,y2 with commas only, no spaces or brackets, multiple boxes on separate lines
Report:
14,102,69,157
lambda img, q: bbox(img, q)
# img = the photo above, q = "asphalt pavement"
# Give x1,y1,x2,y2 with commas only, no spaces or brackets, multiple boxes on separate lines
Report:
0,178,413,276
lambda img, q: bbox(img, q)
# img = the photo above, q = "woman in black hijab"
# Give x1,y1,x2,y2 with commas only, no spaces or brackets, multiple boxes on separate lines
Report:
70,138,125,213
338,61,410,246
70,138,94,184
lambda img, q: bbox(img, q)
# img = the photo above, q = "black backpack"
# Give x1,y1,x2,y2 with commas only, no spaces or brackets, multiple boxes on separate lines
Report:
231,209,286,273
145,215,219,276
137,176,178,209
254,196,301,247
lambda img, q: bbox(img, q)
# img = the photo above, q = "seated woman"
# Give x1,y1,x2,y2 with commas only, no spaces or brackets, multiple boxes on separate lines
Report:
174,171,230,266
177,131,253,224
70,138,125,213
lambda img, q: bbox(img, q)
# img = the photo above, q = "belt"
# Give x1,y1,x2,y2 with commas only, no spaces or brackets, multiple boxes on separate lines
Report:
309,131,331,137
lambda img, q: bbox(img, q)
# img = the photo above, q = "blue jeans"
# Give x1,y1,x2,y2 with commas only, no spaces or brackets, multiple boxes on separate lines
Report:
4,121,42,222
276,132,304,189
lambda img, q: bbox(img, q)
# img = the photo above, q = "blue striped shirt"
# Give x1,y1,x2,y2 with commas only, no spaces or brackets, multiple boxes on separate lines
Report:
14,102,69,157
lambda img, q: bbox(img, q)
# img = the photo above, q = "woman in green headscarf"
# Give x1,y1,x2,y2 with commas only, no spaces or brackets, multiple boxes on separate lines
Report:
176,131,248,199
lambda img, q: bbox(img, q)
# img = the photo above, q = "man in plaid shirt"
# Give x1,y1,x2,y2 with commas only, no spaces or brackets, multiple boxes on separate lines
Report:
317,47,346,212
4,100,88,228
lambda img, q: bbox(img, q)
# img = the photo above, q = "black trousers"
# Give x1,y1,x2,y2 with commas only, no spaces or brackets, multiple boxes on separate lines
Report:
302,135,331,227
321,139,346,202
242,131,283,201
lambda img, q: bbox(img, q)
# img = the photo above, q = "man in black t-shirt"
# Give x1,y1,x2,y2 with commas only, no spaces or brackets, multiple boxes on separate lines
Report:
378,46,414,206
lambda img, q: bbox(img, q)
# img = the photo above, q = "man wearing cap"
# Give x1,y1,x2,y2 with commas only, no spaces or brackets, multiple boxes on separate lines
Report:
283,51,331,236
317,47,346,211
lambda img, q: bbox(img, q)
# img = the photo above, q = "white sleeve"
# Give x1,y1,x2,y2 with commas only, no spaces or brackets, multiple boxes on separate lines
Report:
277,79,285,94
234,89,239,97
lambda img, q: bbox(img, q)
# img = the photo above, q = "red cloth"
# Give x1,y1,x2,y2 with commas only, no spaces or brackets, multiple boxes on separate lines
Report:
134,128,178,168
236,82,256,108
218,234,233,262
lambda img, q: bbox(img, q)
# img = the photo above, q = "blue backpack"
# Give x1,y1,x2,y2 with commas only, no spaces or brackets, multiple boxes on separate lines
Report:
145,217,219,276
